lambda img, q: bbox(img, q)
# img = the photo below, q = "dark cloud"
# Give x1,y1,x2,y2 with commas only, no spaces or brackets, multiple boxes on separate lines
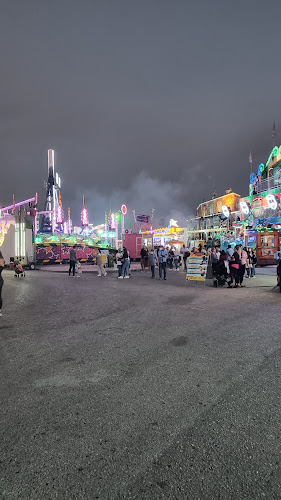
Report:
1,0,281,224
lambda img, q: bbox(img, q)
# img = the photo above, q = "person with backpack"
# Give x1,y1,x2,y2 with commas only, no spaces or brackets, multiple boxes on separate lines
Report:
180,244,190,272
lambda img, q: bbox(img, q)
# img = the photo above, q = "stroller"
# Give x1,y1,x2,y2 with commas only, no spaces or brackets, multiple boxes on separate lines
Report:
213,261,229,287
14,260,26,278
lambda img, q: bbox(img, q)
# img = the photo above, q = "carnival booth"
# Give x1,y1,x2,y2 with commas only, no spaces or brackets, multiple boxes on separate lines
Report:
141,220,184,249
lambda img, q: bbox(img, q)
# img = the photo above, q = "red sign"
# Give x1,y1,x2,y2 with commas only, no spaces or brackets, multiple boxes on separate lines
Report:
121,204,127,215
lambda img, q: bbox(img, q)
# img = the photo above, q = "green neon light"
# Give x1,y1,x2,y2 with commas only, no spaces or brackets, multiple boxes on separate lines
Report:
265,146,279,168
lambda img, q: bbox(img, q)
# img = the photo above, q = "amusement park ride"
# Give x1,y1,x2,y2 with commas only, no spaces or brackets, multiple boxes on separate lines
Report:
0,149,148,265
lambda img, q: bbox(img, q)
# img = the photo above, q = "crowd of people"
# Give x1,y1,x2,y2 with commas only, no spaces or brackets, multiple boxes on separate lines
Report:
139,245,191,280
210,245,257,288
68,243,257,288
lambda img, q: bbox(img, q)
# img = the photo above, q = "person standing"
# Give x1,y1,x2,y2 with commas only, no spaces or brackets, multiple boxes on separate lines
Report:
215,247,221,261
69,245,77,277
0,251,4,317
158,246,168,280
96,250,107,277
121,247,130,278
210,248,219,275
226,245,234,262
140,246,148,271
116,248,123,278
229,246,240,288
240,247,248,286
168,247,174,270
251,250,257,278
148,249,156,278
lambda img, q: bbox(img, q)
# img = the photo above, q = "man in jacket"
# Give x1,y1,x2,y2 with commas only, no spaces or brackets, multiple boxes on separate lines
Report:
158,246,168,280
69,245,77,277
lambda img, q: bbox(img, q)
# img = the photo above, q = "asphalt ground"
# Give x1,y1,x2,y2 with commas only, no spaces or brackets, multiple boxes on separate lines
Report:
1,267,281,499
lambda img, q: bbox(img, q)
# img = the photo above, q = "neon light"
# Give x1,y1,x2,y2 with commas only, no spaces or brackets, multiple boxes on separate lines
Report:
81,195,89,226
0,197,36,212
111,213,115,229
56,205,63,224
81,208,88,226
258,163,265,175
121,204,127,215
266,193,278,210
221,205,230,218
265,146,279,168
240,201,250,215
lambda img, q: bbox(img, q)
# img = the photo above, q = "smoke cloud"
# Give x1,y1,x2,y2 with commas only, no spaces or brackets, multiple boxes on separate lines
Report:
71,170,198,229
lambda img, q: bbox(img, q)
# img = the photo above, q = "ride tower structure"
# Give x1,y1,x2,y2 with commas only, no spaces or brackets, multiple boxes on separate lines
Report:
41,149,61,233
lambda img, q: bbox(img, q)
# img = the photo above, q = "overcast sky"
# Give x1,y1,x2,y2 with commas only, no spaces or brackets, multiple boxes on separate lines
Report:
1,0,281,226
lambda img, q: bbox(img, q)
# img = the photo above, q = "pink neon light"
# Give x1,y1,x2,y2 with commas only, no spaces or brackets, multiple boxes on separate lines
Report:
56,205,63,224
0,197,36,212
81,207,89,226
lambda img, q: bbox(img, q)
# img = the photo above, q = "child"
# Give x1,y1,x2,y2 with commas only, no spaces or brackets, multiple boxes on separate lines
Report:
77,262,82,277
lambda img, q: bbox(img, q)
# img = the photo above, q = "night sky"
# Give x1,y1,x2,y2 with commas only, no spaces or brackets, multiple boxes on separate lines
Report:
1,0,281,226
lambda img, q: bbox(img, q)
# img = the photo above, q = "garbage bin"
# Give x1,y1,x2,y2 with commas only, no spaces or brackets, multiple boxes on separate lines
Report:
107,254,114,268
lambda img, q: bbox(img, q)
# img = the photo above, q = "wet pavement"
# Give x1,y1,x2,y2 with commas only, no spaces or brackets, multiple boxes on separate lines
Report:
1,267,281,499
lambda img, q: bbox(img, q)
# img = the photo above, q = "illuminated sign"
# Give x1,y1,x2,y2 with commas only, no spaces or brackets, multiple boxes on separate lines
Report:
142,226,183,235
240,201,250,215
221,205,230,218
265,146,279,168
121,204,127,215
266,193,277,210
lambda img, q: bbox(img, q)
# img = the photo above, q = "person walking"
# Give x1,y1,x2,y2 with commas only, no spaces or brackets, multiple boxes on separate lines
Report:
120,247,130,278
0,251,4,317
69,245,77,277
116,248,123,277
96,250,107,277
148,249,156,278
181,244,190,272
173,247,180,271
158,246,168,280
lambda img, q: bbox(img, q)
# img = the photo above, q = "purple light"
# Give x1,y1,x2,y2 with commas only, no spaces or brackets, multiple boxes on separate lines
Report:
81,207,89,226
56,205,63,224
111,213,115,229
0,197,36,212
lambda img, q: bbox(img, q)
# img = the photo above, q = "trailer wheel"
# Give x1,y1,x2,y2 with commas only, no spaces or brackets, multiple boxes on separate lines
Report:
29,263,35,270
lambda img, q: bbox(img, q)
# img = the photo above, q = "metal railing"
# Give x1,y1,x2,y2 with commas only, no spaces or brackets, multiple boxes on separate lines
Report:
254,176,281,194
